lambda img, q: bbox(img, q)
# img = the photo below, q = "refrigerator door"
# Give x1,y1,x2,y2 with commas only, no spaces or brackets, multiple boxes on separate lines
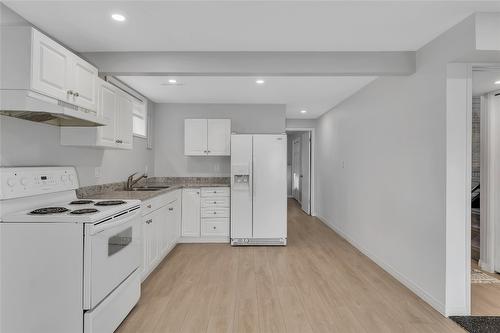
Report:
231,135,253,239
252,134,287,239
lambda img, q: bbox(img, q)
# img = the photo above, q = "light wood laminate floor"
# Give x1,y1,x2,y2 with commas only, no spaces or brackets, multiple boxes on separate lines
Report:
472,260,500,315
116,200,463,333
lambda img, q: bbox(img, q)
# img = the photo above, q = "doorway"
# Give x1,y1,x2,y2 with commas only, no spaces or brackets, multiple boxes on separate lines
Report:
469,69,500,315
286,129,313,215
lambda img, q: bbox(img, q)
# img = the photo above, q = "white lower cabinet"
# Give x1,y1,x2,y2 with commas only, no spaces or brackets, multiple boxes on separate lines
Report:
141,190,181,281
180,187,230,242
181,189,201,237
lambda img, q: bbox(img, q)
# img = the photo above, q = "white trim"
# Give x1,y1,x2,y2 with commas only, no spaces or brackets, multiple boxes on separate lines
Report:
480,92,496,273
445,63,472,316
316,215,446,315
286,127,316,216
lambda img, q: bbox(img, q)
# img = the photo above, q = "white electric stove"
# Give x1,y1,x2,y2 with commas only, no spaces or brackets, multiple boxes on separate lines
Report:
0,167,142,333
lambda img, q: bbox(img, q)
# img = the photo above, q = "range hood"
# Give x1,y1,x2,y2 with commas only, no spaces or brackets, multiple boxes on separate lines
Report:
0,90,106,127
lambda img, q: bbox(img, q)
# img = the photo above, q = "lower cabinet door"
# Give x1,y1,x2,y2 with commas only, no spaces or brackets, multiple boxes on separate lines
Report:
181,189,201,237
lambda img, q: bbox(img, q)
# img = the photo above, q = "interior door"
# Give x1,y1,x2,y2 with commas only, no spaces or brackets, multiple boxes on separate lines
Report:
31,29,71,101
71,56,97,110
252,135,287,239
97,81,117,147
301,132,311,214
184,119,208,155
207,119,231,155
291,138,301,202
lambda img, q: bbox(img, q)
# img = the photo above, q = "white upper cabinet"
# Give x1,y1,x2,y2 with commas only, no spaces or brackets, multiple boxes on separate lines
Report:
60,78,134,150
116,92,133,149
31,30,72,102
207,119,231,156
71,57,97,110
96,81,117,147
31,29,97,111
184,119,231,156
184,119,208,156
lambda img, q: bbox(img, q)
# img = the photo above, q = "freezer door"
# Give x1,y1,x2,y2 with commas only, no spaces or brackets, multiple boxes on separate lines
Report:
231,135,253,239
252,135,287,239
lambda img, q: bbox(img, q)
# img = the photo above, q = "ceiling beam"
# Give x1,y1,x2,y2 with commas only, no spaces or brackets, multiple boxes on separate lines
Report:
82,51,415,77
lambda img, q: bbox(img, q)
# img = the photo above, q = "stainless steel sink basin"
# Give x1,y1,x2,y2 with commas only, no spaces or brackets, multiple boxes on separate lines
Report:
127,185,170,191
130,188,162,191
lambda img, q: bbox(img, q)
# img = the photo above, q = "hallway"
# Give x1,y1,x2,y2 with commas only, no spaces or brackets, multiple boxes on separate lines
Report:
116,200,463,333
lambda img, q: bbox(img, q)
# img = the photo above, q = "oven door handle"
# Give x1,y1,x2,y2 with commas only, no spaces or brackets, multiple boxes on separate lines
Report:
90,209,140,235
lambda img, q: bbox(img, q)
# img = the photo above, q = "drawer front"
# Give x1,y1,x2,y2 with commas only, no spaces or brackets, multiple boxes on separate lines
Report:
142,190,180,216
201,219,229,236
201,197,230,208
201,207,230,218
201,187,230,197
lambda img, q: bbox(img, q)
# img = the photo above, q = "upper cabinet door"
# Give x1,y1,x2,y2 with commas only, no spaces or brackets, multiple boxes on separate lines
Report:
31,29,72,101
207,119,231,156
184,119,208,156
71,57,97,110
97,81,117,147
116,93,133,149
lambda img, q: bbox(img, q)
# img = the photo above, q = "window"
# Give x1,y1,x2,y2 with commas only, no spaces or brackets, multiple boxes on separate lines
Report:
133,101,147,137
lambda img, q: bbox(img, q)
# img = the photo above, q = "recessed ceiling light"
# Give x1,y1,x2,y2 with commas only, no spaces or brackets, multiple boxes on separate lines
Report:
300,110,307,114
256,79,265,85
111,13,126,22
168,79,177,84
495,80,500,85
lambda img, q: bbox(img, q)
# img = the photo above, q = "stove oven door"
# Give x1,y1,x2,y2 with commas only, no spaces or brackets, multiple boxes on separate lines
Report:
84,207,142,310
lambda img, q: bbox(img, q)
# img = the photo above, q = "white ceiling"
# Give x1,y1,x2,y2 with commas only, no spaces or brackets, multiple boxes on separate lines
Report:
117,76,377,118
473,70,500,96
4,1,500,52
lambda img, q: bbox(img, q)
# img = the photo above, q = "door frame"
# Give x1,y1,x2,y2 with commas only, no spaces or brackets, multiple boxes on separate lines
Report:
286,127,316,216
445,63,500,316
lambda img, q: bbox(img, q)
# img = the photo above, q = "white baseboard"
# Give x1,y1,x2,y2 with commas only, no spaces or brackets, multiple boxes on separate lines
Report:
479,259,495,273
316,215,446,315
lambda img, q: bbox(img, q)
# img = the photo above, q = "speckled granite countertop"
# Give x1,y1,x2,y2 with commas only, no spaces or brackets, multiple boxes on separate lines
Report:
77,177,230,201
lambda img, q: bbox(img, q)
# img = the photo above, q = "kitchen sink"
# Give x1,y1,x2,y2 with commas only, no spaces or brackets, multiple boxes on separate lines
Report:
128,186,170,191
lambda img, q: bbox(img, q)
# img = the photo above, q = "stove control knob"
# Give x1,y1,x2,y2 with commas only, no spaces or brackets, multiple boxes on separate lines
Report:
20,177,29,186
7,178,16,187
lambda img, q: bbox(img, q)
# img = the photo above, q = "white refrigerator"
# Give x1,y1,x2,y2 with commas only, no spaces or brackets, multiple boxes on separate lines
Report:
231,134,287,246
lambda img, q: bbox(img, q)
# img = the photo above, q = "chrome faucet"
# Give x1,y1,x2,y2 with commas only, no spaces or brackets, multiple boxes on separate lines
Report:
126,172,148,190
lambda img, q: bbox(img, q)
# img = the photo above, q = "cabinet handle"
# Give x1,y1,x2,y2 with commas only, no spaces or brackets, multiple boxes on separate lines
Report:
115,139,123,144
213,201,217,204
168,207,174,211
212,226,217,230
67,90,74,95
213,212,217,215
147,204,152,208
74,92,79,97
146,219,152,224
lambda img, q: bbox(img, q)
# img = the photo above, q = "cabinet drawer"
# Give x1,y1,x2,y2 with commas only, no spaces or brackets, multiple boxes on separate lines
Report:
201,219,229,236
142,190,180,216
201,197,230,208
201,207,229,218
201,187,230,197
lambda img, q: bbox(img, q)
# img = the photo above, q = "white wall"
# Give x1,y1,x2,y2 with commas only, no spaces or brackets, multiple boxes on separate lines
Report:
315,14,500,315
154,103,286,177
0,116,154,187
286,118,317,129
